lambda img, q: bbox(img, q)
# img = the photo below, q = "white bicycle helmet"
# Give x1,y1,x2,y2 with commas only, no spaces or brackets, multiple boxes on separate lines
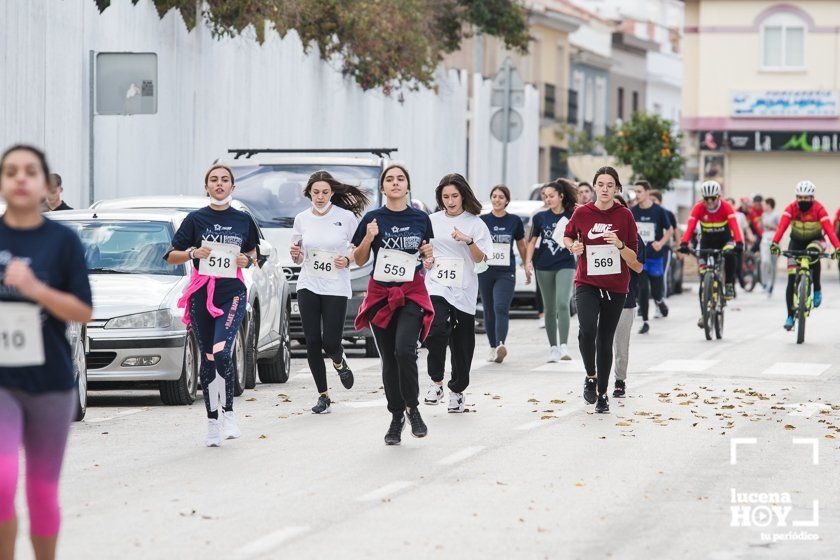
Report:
700,180,721,198
795,180,816,196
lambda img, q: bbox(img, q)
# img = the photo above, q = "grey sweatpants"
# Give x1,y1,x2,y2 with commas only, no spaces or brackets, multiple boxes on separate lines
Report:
613,307,635,381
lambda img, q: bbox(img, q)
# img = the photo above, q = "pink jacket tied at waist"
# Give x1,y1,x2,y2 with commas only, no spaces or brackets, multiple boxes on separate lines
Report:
178,268,246,326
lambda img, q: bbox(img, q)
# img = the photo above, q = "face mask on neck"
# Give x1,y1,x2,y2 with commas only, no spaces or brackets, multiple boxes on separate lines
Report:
312,201,332,215
209,194,233,207
797,200,813,212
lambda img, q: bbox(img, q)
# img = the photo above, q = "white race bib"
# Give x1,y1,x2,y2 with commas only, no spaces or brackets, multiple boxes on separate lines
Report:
307,249,339,280
551,217,570,244
198,241,239,278
487,243,511,267
431,257,464,288
637,222,656,244
373,249,416,283
0,302,45,367
586,244,621,276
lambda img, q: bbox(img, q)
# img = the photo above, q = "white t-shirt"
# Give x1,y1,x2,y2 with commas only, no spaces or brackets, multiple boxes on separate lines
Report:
425,211,493,315
761,211,780,240
291,206,359,298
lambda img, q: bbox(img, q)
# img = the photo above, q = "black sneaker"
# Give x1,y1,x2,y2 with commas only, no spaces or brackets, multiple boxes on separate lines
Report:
657,301,669,317
725,283,735,300
406,407,428,438
333,357,354,389
583,376,597,404
311,394,331,414
612,379,626,398
384,414,405,445
595,395,610,413
638,322,650,334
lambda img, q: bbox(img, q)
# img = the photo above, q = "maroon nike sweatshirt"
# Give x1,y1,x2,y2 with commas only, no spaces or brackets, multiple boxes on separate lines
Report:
563,201,638,293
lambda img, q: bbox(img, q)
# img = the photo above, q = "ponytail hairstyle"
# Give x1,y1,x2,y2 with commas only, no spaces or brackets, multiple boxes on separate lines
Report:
543,178,578,213
204,164,235,186
435,173,483,215
304,170,371,217
613,194,628,208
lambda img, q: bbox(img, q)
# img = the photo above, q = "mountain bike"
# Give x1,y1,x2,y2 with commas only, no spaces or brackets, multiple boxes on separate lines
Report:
740,247,759,292
694,248,729,341
781,248,831,344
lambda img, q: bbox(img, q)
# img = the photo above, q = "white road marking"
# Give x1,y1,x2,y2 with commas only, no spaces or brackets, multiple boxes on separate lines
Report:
356,480,416,502
296,358,381,375
761,362,830,376
648,359,718,373
85,409,143,424
436,446,485,466
292,373,309,380
343,399,388,408
235,526,310,559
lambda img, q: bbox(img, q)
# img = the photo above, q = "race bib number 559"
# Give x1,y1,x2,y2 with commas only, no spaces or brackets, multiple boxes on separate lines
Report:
373,249,416,283
0,302,45,367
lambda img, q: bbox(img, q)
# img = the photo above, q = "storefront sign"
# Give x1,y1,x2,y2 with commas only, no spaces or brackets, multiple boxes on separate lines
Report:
699,131,840,153
731,91,839,118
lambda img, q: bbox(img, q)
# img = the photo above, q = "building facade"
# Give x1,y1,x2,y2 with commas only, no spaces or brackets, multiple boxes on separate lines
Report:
682,1,840,212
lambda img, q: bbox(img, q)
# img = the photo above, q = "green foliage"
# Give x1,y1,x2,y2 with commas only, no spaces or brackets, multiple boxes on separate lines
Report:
602,112,685,191
555,123,604,156
94,0,530,91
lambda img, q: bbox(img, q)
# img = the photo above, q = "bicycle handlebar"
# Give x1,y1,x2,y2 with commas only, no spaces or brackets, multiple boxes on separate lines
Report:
781,250,831,260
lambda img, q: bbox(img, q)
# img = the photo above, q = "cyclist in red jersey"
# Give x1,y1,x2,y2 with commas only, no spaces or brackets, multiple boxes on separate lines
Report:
770,180,840,330
679,181,744,302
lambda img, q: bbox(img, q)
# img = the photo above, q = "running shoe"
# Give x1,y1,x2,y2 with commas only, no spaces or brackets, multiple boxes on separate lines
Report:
448,391,465,413
311,394,331,414
384,414,406,445
547,346,560,363
538,316,545,329
424,381,444,405
612,380,626,398
583,376,597,404
333,357,354,389
638,321,650,334
697,317,704,329
725,283,735,300
559,344,572,361
595,394,610,413
653,307,663,319
784,316,795,331
657,301,669,318
495,344,507,363
406,407,428,438
487,347,498,362
205,418,222,447
222,411,241,439
814,291,822,308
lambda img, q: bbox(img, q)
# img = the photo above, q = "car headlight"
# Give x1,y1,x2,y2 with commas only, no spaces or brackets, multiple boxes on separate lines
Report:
105,310,172,329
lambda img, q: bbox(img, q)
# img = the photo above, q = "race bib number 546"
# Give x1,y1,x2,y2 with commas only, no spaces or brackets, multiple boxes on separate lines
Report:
0,302,45,367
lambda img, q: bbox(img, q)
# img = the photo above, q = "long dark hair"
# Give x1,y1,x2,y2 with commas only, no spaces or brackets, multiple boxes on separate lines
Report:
543,178,577,213
592,166,622,191
305,170,371,217
490,185,511,208
379,163,412,191
436,173,483,215
0,145,51,187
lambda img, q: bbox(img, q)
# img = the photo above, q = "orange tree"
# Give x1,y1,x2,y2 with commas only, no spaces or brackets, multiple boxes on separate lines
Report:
602,112,685,190
95,0,530,92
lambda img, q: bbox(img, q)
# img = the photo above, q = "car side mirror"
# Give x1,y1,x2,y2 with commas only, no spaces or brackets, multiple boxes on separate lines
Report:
257,240,272,267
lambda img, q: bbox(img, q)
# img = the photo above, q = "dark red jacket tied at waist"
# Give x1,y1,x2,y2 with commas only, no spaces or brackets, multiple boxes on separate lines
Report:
355,273,435,342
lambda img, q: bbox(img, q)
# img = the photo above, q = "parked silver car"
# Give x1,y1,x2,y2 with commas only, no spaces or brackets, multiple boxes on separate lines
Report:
51,209,291,405
68,321,87,421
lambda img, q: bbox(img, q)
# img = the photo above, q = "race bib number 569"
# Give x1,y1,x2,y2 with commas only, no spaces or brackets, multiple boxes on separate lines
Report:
586,244,621,276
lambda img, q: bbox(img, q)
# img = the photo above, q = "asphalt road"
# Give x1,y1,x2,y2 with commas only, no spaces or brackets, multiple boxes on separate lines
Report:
12,275,840,560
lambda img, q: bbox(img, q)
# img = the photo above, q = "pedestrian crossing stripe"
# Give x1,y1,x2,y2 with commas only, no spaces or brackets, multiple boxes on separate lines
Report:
648,359,718,373
761,362,830,376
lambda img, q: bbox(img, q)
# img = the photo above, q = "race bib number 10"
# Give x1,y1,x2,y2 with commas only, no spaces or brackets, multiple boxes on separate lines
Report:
373,249,416,283
198,241,240,278
0,302,45,367
307,249,339,280
586,244,621,276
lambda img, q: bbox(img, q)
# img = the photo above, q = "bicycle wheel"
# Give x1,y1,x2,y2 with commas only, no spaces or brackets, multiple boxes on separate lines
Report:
742,253,757,292
701,272,713,341
714,280,725,339
796,275,809,344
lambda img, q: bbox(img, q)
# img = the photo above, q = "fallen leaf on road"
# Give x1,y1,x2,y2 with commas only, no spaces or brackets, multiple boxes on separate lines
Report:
541,415,556,420
246,397,256,401
615,421,631,426
784,425,796,430
550,399,565,404
259,434,268,439
528,398,539,403
721,405,735,409
825,435,835,439
575,482,584,487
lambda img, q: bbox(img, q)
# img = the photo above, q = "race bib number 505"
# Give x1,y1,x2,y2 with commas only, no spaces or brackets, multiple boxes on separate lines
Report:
0,302,45,367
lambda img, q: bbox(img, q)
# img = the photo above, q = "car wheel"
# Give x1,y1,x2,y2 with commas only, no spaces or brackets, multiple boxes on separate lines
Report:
233,327,247,396
160,331,198,405
73,335,87,422
258,302,291,383
244,312,257,390
364,336,379,357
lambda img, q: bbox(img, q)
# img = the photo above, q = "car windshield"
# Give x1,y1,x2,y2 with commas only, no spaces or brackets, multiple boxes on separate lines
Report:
231,164,380,227
63,220,181,276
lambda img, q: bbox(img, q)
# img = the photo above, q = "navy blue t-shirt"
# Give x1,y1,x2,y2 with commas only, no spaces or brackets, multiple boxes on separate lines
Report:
624,234,646,309
352,206,433,286
663,207,677,230
632,204,671,259
0,218,92,393
480,212,525,274
169,206,259,305
530,209,575,271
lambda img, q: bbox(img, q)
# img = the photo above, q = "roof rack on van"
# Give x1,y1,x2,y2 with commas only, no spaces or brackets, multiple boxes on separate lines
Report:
227,148,398,160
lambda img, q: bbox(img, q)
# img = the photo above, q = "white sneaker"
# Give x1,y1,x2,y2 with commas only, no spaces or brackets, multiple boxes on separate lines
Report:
448,391,465,413
654,308,663,319
538,316,545,329
424,381,444,405
222,411,241,440
547,346,560,363
495,343,507,363
559,344,572,361
205,418,222,447
487,347,497,362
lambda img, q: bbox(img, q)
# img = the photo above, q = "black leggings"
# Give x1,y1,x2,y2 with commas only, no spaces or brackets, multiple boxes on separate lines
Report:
425,296,475,394
297,289,348,394
785,239,822,317
637,271,664,321
370,302,425,415
575,284,626,395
